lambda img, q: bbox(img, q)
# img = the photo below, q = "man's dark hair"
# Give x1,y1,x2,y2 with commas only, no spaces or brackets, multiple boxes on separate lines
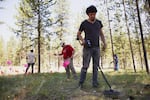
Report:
86,5,97,15
30,50,33,52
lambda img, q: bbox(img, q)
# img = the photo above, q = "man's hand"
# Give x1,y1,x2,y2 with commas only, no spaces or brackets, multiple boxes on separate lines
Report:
77,31,85,46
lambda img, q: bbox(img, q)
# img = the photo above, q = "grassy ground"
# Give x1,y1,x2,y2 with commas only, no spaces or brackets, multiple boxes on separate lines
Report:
0,70,150,100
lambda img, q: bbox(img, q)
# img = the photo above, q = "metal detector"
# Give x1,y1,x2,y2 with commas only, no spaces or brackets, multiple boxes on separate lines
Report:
76,37,121,99
76,36,82,45
98,66,120,99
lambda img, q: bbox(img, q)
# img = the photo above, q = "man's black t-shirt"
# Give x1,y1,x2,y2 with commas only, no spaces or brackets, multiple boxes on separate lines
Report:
79,19,103,47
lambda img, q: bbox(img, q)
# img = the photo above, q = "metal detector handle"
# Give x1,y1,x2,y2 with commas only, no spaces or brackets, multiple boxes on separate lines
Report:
98,66,112,89
76,36,82,45
78,40,82,45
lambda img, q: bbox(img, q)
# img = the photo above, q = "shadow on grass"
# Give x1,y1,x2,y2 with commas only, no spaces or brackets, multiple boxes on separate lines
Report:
0,75,26,100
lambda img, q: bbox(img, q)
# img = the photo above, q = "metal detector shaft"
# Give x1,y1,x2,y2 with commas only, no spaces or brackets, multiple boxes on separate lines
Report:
98,66,112,89
78,40,82,45
76,38,82,45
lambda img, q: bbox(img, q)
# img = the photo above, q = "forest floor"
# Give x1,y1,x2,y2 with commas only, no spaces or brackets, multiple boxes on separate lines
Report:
0,69,150,100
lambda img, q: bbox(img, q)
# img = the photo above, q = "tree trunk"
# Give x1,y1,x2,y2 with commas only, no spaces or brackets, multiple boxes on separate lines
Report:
138,41,144,70
136,0,149,74
105,0,115,68
49,52,51,66
121,44,126,69
123,0,136,72
129,0,144,70
100,54,103,69
37,0,41,73
20,20,24,66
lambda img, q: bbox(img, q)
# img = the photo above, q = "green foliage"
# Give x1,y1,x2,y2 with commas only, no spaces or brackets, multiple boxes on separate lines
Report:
52,0,70,46
13,0,58,67
145,36,150,59
6,36,18,65
0,37,5,65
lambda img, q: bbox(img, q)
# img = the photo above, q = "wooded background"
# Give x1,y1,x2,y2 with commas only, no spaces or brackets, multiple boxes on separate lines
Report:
0,0,149,74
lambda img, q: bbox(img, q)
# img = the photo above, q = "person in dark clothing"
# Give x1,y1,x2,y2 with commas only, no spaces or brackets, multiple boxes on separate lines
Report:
77,5,107,88
114,54,119,71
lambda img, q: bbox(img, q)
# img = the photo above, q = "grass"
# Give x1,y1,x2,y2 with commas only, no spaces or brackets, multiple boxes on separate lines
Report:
0,70,150,100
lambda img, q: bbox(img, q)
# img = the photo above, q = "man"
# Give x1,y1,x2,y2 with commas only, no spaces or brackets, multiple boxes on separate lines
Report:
25,50,36,74
77,5,107,88
55,42,77,80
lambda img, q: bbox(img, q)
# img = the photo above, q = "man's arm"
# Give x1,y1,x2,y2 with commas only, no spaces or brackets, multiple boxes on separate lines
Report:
54,50,63,56
54,53,62,56
100,28,107,51
77,31,85,45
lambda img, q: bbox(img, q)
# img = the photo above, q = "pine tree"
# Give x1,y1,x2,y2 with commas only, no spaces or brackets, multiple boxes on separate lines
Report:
15,0,56,73
136,0,149,74
122,0,136,72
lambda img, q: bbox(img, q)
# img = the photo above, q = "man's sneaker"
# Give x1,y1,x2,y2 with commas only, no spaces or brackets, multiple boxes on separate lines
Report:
93,84,98,88
93,83,99,88
78,83,83,89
